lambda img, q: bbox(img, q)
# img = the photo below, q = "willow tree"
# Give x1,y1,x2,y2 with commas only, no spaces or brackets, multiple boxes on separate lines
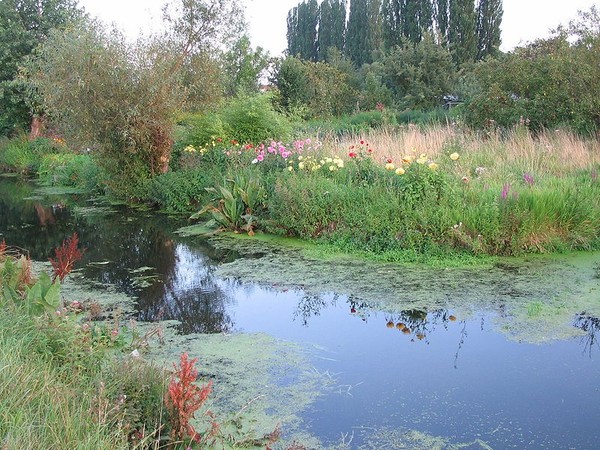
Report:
28,0,243,198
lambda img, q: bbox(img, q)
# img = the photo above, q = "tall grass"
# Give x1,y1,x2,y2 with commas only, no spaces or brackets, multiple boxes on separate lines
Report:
327,125,600,180
265,126,600,259
0,310,128,449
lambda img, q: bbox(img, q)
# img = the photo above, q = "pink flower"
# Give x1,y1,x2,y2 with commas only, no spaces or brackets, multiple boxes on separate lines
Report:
257,153,264,161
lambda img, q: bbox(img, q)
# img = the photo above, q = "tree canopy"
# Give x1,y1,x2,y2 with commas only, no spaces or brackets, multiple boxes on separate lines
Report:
0,0,83,136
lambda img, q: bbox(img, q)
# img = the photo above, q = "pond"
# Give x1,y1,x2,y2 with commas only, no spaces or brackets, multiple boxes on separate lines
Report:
1,175,599,449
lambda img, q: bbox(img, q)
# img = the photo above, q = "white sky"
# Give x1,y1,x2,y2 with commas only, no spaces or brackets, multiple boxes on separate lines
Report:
78,0,600,55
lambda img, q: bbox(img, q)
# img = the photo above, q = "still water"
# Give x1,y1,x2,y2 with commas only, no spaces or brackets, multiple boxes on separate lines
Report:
1,176,599,449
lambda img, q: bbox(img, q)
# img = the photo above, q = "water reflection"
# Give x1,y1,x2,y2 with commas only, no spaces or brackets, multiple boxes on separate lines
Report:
574,314,600,357
136,243,236,334
2,177,600,449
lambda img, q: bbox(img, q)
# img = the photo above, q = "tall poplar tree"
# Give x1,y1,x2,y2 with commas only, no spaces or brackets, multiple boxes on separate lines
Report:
476,0,502,60
382,0,402,49
382,0,434,48
433,0,449,41
317,0,347,60
287,5,301,56
448,0,477,65
346,0,381,66
286,0,319,60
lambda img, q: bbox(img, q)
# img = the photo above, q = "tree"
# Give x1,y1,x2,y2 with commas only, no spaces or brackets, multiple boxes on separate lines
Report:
433,0,450,41
346,0,382,66
316,0,347,60
0,0,82,136
28,0,245,199
463,7,600,134
273,56,357,118
382,0,433,47
378,33,456,109
448,0,478,65
286,0,319,60
476,0,502,60
221,35,270,96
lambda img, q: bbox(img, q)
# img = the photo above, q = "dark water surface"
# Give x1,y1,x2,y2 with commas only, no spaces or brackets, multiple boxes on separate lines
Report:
1,176,599,449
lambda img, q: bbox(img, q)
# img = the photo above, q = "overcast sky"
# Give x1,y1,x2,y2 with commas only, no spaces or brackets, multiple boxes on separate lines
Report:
78,0,600,55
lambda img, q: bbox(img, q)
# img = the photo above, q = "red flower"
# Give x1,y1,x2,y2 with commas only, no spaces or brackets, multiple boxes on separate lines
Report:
368,148,373,153
348,152,357,158
216,137,223,143
231,139,238,145
349,145,355,149
386,158,393,164
360,140,365,145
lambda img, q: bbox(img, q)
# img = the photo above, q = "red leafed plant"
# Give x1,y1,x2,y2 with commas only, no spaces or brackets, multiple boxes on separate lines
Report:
49,233,85,282
165,352,215,445
0,239,6,257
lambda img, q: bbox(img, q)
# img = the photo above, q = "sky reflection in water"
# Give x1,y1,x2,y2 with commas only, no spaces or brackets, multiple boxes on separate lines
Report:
1,177,599,449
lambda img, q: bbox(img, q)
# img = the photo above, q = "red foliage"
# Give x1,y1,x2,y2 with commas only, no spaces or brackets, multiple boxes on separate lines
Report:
165,352,213,444
0,239,6,257
49,233,85,282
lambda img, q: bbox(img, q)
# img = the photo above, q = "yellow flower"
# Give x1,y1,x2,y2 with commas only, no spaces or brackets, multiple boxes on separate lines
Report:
428,162,439,170
402,155,413,164
298,162,305,170
329,165,336,171
395,167,405,175
450,152,460,161
298,155,304,161
287,166,294,172
416,157,427,164
385,162,395,171
420,153,427,159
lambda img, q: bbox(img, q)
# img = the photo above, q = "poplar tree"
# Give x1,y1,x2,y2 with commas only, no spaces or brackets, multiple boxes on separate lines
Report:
476,0,502,60
433,0,449,41
286,0,319,60
382,0,403,49
317,0,347,60
448,0,477,65
346,0,381,66
382,0,433,48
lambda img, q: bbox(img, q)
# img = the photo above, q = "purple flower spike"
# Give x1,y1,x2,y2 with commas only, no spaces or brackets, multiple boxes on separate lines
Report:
501,183,511,200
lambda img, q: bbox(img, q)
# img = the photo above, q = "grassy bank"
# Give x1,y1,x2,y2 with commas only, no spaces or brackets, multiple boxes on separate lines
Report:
2,124,599,260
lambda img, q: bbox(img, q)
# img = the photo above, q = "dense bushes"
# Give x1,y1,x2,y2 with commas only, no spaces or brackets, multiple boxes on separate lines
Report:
463,10,600,134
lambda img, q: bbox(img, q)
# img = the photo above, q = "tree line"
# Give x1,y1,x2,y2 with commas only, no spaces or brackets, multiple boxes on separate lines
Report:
286,0,502,66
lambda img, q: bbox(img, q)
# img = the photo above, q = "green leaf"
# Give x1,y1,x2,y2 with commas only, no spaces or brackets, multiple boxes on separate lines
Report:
43,279,61,309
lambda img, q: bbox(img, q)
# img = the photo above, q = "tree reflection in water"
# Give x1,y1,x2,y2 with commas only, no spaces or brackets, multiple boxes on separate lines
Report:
573,314,600,357
136,242,236,335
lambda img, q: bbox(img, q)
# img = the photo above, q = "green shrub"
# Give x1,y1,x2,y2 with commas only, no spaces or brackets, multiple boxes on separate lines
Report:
38,153,101,190
149,168,216,214
221,94,292,144
0,136,65,174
